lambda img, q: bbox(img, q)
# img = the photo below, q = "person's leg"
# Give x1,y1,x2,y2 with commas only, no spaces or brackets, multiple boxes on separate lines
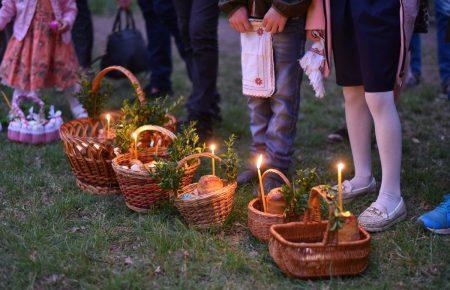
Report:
172,0,194,81
264,20,305,176
72,0,93,69
435,0,450,96
409,33,422,77
365,91,402,213
343,86,374,189
184,0,220,129
139,0,173,96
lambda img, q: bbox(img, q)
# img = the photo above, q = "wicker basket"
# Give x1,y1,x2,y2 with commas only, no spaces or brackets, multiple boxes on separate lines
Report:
174,153,237,229
60,66,146,194
268,186,371,279
60,66,177,195
248,169,291,242
112,125,200,213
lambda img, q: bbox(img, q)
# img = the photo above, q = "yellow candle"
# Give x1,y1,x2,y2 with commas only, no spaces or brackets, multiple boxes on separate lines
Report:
106,113,111,137
132,132,138,159
257,154,267,212
337,163,344,211
210,144,216,176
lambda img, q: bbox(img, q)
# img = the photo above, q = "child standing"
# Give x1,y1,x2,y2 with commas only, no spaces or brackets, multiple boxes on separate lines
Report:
219,0,310,191
0,0,86,119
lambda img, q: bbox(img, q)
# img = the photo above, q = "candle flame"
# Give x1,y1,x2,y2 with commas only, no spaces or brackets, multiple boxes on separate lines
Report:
210,144,216,153
256,154,263,169
106,113,111,122
131,132,137,141
337,163,344,171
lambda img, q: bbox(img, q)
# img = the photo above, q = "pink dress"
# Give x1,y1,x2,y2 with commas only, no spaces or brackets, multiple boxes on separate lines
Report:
0,0,79,91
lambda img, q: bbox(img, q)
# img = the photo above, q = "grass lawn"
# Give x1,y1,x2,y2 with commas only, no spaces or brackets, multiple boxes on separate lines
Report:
0,15,449,289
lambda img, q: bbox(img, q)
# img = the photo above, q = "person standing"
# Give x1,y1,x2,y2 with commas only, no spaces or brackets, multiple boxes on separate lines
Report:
72,0,93,69
172,0,221,141
137,0,188,98
405,0,449,99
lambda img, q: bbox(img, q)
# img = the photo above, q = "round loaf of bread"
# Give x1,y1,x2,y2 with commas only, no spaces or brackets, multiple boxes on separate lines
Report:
197,175,224,195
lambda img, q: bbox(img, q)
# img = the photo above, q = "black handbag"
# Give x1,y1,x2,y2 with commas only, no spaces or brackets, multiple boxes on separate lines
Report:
100,8,149,78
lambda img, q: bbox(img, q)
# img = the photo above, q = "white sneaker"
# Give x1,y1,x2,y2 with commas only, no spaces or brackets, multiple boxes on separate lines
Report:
332,177,377,203
358,198,407,232
71,104,88,119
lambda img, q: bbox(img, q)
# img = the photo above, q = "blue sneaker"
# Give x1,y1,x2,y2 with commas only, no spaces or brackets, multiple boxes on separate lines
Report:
418,194,450,234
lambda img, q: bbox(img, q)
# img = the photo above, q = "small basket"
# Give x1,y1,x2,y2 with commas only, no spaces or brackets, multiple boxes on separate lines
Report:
268,186,371,279
248,169,291,242
60,66,176,195
174,153,237,229
112,125,200,213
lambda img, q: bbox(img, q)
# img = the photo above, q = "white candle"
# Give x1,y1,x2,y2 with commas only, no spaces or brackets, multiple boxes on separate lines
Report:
257,154,267,212
337,163,344,212
210,144,216,176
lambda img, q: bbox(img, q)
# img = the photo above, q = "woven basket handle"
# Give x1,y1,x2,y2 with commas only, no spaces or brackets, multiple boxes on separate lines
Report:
261,169,291,189
91,66,146,104
177,152,222,169
133,125,177,143
303,186,339,246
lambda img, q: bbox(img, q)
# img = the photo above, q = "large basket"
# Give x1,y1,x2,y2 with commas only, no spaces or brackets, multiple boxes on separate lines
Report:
60,66,146,194
174,153,237,229
268,186,371,279
112,125,200,213
60,66,176,195
248,169,290,242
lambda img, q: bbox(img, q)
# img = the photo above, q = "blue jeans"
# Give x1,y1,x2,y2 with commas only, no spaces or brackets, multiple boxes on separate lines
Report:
248,20,306,172
138,0,186,92
409,0,450,84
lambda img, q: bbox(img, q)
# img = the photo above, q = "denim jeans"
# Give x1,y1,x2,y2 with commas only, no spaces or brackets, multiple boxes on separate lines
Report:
409,0,450,84
248,19,306,172
172,0,221,122
138,0,186,92
72,0,93,68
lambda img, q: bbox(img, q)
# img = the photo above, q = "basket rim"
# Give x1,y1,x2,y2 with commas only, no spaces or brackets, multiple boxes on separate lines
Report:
175,181,237,203
248,198,284,218
112,154,201,177
269,221,371,248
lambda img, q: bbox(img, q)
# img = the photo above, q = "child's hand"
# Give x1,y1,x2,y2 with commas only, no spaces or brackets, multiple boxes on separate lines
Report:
58,20,70,33
228,6,252,33
262,7,287,33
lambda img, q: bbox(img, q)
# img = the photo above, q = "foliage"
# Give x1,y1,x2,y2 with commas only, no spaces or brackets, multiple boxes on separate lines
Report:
76,74,110,119
151,122,204,194
150,161,184,195
114,96,183,152
166,121,204,163
219,135,239,182
281,168,322,219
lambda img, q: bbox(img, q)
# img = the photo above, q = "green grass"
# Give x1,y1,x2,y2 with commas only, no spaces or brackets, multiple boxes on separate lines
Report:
0,19,449,289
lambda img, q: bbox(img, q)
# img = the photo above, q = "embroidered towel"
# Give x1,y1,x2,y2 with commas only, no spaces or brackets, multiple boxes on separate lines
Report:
241,20,275,97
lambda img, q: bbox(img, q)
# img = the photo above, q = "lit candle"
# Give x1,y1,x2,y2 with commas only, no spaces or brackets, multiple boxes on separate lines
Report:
210,144,216,176
256,154,267,212
106,113,111,137
337,163,344,211
132,132,138,159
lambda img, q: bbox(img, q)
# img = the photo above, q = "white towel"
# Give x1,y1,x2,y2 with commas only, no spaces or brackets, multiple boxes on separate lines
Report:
300,40,326,99
241,20,275,98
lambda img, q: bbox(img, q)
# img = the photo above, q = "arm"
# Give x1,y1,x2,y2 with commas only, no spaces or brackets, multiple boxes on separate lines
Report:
220,1,251,33
305,0,325,40
0,0,16,31
272,0,312,18
60,0,78,30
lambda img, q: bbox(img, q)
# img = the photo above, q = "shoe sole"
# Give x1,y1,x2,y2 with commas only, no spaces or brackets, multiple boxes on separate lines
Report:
362,210,407,233
425,227,450,235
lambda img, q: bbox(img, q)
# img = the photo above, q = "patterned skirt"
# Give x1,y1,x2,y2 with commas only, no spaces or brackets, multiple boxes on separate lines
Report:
0,0,79,91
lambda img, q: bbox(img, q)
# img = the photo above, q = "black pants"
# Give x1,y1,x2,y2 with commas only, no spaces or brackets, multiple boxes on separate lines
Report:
72,0,93,68
138,0,186,92
172,0,221,122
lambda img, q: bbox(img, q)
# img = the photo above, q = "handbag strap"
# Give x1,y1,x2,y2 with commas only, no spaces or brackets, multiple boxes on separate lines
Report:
112,8,124,32
125,9,136,30
112,8,137,33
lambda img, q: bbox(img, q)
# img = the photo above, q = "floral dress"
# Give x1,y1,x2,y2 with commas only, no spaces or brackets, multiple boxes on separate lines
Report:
0,0,79,91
